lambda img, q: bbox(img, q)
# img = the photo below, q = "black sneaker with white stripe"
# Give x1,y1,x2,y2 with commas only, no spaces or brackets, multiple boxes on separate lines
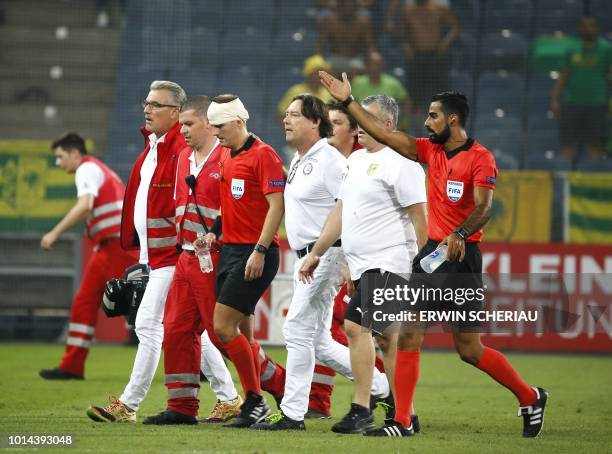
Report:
331,403,376,434
364,420,414,437
383,414,420,433
518,387,548,438
224,391,270,428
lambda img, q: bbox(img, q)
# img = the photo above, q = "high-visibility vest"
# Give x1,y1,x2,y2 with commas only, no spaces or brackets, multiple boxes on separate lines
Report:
80,156,125,245
121,122,187,269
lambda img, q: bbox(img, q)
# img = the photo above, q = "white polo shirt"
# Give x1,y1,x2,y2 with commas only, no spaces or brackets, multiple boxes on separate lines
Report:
284,138,347,251
134,132,165,264
338,146,426,280
75,161,104,197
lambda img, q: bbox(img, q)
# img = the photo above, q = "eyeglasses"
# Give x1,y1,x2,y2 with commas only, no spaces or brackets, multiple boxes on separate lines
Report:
142,101,179,110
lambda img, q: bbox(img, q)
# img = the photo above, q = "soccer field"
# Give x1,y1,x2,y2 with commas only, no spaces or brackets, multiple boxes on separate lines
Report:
1,344,610,453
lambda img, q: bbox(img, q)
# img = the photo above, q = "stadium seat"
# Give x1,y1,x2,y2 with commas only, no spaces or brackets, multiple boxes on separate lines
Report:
492,150,520,170
477,128,523,158
277,0,318,30
575,158,612,172
168,69,217,96
527,77,556,114
272,27,318,67
191,0,226,30
481,32,529,71
218,69,266,114
266,66,303,109
525,130,560,156
524,154,572,171
472,114,522,137
189,26,221,70
221,26,273,70
450,0,480,30
483,0,533,35
449,32,477,71
224,0,276,29
449,71,474,100
477,71,525,116
535,0,582,36
526,112,558,135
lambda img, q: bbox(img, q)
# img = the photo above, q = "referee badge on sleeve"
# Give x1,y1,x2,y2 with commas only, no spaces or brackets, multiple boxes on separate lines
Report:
231,178,245,199
447,179,464,202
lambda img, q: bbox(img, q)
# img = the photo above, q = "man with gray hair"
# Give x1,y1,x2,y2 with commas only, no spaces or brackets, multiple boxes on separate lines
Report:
87,80,189,423
299,94,427,435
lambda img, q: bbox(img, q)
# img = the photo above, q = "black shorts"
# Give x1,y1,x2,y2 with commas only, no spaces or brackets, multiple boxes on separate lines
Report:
409,239,485,330
559,104,608,148
344,269,410,335
216,244,279,316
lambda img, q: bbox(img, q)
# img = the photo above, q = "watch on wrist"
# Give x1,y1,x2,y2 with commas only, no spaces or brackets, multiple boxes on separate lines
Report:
254,243,268,254
341,95,354,108
453,227,468,240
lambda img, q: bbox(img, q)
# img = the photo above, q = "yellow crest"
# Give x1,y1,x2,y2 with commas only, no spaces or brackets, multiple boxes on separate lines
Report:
366,163,379,176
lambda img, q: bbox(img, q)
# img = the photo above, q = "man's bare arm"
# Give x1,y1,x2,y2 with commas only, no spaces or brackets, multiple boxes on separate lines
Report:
256,192,285,248
41,194,94,249
319,70,419,161
404,202,428,250
459,186,493,236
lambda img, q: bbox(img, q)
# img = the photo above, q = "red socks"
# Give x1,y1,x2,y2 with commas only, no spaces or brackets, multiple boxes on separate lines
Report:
476,347,536,406
224,334,261,395
251,341,262,386
393,350,420,428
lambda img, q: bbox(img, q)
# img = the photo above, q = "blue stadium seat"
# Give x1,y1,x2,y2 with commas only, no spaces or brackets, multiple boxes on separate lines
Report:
477,128,522,157
218,69,266,115
277,0,318,30
535,0,583,36
481,32,529,71
493,151,520,170
221,26,273,70
450,0,480,29
524,155,572,171
483,0,533,35
224,0,276,29
191,0,226,30
526,112,558,134
190,26,221,70
272,27,318,67
473,114,522,137
525,130,560,155
527,77,556,114
449,71,474,100
168,69,217,96
477,71,525,116
449,32,477,70
266,66,304,110
575,158,612,172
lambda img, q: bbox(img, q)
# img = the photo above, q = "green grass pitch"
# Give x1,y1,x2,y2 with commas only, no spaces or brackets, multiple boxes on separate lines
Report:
1,344,611,453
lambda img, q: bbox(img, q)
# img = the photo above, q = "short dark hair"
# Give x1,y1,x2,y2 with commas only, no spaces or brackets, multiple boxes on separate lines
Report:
181,95,212,117
430,91,469,127
211,94,239,104
51,133,87,154
291,93,333,138
327,101,358,130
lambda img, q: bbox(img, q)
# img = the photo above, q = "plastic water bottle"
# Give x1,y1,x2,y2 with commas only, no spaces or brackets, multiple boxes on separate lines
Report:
419,244,448,273
196,233,213,273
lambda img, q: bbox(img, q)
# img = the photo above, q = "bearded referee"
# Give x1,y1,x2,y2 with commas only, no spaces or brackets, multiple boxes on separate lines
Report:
319,71,548,438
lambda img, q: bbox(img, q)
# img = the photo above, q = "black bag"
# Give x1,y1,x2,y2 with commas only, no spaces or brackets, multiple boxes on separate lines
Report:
102,264,149,325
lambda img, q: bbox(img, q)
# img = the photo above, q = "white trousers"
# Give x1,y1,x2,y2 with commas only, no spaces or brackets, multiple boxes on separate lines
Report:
280,248,390,421
120,266,174,411
120,266,236,410
201,330,238,402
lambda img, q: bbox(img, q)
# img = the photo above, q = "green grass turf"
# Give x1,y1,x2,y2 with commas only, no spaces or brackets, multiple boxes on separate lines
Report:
1,344,611,453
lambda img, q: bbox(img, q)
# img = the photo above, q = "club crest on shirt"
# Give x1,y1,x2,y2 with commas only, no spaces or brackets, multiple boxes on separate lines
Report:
303,162,313,175
447,180,464,202
366,163,379,176
231,178,245,199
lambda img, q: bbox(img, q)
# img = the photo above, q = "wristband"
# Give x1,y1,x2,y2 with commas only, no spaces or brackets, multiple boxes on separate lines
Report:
453,227,468,240
341,95,354,108
254,243,268,254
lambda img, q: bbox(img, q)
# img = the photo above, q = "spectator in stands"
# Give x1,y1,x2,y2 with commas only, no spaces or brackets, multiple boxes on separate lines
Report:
316,0,377,75
277,55,333,122
351,51,413,131
551,16,611,161
396,0,459,116
385,0,449,33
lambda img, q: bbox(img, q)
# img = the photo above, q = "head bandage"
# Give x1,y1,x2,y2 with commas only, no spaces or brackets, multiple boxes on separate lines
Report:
207,98,249,125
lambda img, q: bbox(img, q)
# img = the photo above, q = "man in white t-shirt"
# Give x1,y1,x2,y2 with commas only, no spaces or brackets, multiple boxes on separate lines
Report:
299,95,427,435
253,94,390,431
39,133,136,380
